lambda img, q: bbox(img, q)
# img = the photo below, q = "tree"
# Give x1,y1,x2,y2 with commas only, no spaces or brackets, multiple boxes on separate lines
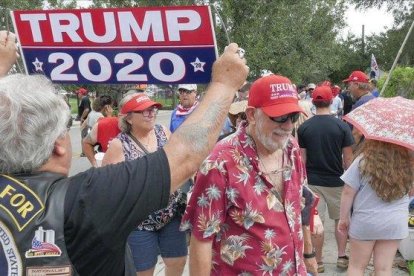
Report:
214,0,348,84
350,0,414,69
350,0,407,9
378,66,414,99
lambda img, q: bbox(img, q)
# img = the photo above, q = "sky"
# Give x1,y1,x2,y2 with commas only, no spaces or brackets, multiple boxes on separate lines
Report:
342,5,394,37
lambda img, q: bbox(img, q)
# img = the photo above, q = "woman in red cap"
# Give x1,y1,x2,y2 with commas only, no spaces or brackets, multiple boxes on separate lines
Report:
103,93,188,276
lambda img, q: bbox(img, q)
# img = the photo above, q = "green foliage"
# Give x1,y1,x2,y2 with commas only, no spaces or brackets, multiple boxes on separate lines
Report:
378,67,414,99
408,260,414,276
68,97,78,114
216,0,348,84
350,0,406,10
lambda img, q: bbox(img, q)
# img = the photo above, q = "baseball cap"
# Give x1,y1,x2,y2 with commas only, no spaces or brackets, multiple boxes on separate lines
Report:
229,100,247,115
308,83,316,90
248,74,304,117
77,88,88,95
332,85,341,96
178,84,197,91
120,94,162,114
343,71,369,83
312,86,333,102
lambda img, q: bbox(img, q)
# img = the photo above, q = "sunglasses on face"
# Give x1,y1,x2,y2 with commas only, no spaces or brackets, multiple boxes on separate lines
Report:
237,113,247,120
269,112,300,124
178,89,193,95
132,107,158,117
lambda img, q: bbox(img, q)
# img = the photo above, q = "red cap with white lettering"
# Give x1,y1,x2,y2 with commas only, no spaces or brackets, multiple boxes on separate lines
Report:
121,94,162,114
248,74,304,117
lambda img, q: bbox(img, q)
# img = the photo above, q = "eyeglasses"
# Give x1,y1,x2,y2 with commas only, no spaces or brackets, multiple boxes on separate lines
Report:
178,89,193,95
237,113,247,120
269,112,300,124
132,107,158,117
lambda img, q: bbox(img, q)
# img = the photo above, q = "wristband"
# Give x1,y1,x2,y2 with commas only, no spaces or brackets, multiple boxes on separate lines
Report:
303,249,316,259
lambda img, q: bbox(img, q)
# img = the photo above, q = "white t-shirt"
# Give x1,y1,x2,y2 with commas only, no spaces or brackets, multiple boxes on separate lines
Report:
87,110,104,128
330,95,343,117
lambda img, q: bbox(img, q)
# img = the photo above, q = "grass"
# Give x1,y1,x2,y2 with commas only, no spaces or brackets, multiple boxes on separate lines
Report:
68,97,78,115
153,96,175,110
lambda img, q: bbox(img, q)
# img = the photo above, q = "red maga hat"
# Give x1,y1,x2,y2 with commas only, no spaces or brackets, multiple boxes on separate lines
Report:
121,94,162,114
312,86,333,102
248,74,304,117
343,71,369,83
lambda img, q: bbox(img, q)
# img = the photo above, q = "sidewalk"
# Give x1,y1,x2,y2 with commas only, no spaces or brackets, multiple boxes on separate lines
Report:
154,212,409,275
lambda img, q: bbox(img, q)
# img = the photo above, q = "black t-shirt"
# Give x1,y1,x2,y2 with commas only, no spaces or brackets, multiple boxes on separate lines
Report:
298,115,354,187
64,149,170,275
341,92,353,116
78,96,91,118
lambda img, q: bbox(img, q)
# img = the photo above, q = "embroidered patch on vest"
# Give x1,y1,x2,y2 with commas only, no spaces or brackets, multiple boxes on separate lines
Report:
27,265,72,276
25,227,62,258
0,175,44,231
0,221,23,276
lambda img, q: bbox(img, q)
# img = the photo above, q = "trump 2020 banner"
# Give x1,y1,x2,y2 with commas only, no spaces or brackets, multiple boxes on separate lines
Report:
11,6,217,84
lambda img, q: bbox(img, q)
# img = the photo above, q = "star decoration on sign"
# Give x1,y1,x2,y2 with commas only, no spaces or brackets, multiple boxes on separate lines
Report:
32,57,44,72
190,57,206,72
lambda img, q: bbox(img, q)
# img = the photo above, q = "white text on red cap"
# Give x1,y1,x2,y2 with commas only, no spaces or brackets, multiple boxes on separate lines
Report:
270,83,296,99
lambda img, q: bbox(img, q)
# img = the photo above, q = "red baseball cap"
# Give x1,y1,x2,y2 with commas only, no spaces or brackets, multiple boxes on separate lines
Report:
332,85,341,96
77,88,88,95
343,71,369,83
121,94,162,114
248,74,304,117
312,86,333,102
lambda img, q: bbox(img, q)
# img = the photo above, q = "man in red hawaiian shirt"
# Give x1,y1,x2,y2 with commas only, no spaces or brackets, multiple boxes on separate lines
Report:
181,74,318,275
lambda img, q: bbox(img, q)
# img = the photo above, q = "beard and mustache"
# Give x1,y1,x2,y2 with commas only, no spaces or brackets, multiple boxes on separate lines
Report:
254,109,291,152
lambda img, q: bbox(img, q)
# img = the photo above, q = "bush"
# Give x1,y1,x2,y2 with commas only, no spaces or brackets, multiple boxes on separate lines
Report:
378,67,414,99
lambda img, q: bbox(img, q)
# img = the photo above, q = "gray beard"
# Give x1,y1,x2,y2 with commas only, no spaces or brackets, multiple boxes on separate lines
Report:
255,115,288,153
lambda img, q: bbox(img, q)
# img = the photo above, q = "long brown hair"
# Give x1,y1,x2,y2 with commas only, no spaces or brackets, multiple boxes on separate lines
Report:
359,140,414,202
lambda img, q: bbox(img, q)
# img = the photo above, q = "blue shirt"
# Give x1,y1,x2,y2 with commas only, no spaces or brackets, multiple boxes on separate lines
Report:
169,109,190,132
352,93,376,111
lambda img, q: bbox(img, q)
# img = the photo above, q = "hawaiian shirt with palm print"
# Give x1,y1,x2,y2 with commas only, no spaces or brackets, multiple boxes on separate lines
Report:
181,122,313,275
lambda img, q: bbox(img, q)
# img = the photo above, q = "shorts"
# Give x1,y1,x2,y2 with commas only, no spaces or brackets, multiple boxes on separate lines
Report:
127,216,188,271
309,185,343,220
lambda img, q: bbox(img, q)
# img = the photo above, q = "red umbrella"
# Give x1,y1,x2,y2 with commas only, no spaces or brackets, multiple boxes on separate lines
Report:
343,96,414,151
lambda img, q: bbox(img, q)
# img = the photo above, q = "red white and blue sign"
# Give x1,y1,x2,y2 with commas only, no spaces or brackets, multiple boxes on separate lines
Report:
11,6,217,84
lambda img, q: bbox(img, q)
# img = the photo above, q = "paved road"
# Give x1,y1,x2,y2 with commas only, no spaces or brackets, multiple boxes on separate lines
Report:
68,110,172,176
68,111,409,275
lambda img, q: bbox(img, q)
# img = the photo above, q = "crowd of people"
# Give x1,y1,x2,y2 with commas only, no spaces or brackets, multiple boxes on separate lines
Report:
1,28,414,276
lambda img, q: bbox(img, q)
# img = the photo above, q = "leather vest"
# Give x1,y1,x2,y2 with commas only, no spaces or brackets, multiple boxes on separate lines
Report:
0,172,78,275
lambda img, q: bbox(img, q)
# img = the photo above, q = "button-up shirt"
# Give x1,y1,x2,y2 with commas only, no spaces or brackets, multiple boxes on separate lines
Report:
181,123,311,275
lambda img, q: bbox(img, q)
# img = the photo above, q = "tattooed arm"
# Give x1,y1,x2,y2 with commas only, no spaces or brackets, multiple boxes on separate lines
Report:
164,43,248,193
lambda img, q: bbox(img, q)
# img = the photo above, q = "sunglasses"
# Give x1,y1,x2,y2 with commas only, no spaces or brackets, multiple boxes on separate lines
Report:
178,89,194,95
269,112,300,124
237,113,247,120
132,107,158,117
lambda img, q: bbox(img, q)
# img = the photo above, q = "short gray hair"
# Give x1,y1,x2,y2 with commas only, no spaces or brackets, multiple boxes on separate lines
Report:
0,74,70,174
357,82,371,91
118,92,140,133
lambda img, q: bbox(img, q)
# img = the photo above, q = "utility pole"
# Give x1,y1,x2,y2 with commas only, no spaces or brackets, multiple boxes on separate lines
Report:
361,25,365,55
380,19,414,96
